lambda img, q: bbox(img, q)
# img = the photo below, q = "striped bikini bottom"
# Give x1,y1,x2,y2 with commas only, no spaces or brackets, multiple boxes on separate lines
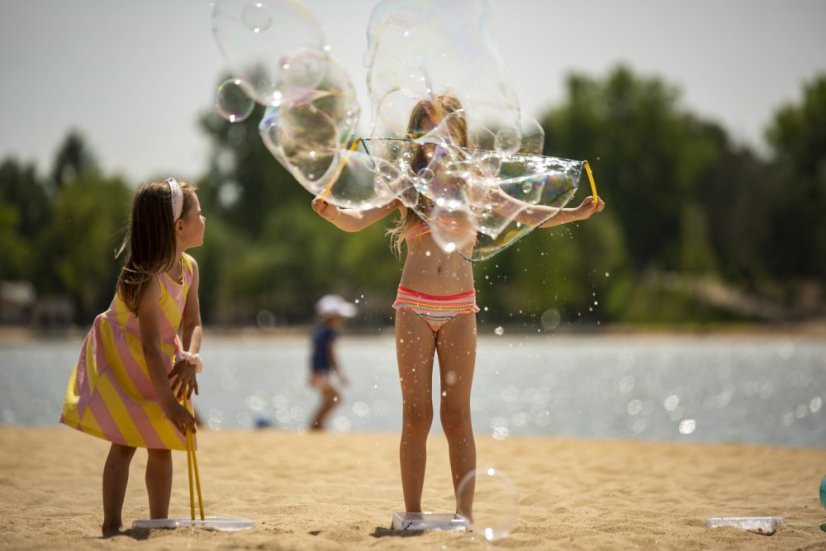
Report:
392,285,480,332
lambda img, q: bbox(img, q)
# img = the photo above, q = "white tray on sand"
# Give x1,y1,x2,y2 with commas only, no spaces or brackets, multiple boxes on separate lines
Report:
391,512,468,532
132,517,254,532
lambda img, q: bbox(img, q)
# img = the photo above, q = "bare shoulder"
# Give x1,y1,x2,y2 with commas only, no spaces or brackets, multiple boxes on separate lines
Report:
137,277,162,314
183,252,200,274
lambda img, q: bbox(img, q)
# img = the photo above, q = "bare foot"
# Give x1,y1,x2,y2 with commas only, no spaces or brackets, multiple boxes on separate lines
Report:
101,523,122,538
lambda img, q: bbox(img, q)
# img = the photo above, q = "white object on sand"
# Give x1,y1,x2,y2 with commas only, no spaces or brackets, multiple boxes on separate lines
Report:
132,517,254,532
391,512,468,532
706,516,784,535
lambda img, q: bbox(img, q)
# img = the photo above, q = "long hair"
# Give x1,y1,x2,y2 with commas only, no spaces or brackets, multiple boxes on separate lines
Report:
387,95,468,256
116,179,198,313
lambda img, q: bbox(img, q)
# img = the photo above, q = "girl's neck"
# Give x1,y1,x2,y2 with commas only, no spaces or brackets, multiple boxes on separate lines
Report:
165,250,184,282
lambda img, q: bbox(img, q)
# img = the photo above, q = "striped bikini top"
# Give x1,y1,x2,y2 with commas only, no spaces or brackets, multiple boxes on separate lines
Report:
404,220,432,241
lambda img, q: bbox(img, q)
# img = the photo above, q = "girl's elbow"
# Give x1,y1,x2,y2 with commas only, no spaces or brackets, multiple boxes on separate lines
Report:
340,222,365,233
141,342,162,359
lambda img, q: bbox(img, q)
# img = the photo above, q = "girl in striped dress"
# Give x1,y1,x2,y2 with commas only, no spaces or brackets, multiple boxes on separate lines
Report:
60,178,206,536
312,96,604,519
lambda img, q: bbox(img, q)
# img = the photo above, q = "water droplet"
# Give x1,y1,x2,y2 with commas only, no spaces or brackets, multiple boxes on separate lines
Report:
678,419,696,434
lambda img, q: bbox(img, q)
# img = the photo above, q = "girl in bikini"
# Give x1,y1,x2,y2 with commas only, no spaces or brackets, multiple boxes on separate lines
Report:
312,95,604,519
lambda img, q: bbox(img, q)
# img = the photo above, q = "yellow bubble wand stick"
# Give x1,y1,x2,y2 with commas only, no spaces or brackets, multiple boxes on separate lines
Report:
584,161,599,205
185,397,204,521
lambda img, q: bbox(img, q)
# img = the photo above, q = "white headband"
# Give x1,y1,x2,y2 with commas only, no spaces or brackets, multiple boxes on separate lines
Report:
166,178,183,221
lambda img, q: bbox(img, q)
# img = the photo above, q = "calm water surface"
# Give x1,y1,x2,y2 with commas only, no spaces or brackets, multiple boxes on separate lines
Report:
1,333,824,447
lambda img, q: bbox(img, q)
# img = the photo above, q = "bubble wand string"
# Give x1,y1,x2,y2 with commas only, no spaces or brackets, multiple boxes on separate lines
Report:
584,161,599,205
318,137,362,200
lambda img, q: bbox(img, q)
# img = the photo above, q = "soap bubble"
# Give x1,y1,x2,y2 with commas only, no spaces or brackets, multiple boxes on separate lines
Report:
215,77,256,122
211,0,325,105
457,466,519,542
208,0,588,259
366,0,521,146
540,308,561,330
428,205,476,254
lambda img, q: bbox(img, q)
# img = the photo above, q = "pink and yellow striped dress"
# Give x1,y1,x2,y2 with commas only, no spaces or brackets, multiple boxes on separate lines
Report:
60,253,196,451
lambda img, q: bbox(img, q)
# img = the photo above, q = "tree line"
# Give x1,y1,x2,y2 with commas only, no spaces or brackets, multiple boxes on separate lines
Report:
1,65,824,328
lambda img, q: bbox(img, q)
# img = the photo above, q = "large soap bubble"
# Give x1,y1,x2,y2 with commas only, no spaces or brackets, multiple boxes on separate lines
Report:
362,0,585,258
211,0,326,106
209,0,591,259
365,0,524,154
457,466,519,542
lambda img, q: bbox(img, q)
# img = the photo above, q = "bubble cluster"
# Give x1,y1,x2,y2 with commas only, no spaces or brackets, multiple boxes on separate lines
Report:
210,0,585,259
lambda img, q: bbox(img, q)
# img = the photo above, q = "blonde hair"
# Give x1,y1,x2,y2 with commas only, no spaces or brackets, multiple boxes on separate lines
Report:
387,95,468,256
116,179,198,313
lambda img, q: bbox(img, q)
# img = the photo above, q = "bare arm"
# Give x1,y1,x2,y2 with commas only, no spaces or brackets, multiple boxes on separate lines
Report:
539,196,605,228
180,256,202,355
169,255,202,400
312,197,400,232
491,189,605,228
137,278,196,433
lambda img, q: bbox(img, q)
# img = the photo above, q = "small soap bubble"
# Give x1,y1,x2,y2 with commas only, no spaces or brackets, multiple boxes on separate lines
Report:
540,309,560,330
494,326,504,336
215,78,256,123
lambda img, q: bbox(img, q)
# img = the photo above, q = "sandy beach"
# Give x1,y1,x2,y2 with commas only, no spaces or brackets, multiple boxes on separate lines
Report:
0,426,823,550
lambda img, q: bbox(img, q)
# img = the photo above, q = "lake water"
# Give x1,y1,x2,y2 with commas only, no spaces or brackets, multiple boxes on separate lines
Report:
1,333,824,447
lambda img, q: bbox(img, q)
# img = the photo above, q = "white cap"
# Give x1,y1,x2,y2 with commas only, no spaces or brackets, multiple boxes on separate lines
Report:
316,294,357,318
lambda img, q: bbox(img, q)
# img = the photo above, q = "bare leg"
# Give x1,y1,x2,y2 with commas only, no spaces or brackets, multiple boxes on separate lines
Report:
436,313,477,519
396,309,437,512
146,449,172,519
102,443,136,536
310,383,340,430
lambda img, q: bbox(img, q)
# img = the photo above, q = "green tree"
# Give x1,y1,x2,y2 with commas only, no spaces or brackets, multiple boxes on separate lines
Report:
37,174,131,321
198,101,305,240
50,130,99,191
541,66,720,272
0,158,50,279
765,75,826,280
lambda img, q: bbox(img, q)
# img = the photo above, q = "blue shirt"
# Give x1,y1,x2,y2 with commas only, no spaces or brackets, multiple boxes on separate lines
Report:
310,324,337,374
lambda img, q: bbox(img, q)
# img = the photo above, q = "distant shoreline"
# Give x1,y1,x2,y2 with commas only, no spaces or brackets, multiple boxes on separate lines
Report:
2,319,825,343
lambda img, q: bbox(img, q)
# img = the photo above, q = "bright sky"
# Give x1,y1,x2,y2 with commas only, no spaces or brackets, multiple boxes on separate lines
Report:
1,0,824,184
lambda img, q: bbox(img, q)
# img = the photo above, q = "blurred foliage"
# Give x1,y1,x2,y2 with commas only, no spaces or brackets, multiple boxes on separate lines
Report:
1,67,824,327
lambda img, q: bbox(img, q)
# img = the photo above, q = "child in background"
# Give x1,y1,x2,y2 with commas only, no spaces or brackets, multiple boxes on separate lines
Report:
59,178,206,536
312,95,604,519
308,294,356,431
